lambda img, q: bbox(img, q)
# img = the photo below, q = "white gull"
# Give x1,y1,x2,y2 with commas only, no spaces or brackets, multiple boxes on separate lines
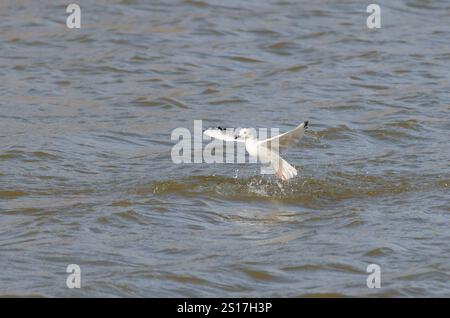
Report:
203,121,308,181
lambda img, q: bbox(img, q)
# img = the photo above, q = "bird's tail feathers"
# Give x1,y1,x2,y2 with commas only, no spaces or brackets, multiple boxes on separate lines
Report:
269,152,297,181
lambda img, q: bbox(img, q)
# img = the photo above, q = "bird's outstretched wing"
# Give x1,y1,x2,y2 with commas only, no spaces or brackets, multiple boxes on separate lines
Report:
203,127,244,142
257,121,308,150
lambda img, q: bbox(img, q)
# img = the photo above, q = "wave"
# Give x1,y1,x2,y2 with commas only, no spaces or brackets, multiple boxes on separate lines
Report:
135,172,431,206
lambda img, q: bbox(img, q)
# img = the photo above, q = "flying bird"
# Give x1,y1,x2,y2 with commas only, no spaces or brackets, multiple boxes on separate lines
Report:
203,121,308,181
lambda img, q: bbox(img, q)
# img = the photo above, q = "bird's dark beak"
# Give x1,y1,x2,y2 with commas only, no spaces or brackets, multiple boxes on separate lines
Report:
234,136,238,140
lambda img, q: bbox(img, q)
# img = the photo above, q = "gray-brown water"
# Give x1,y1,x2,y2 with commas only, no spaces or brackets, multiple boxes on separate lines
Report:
1,0,449,297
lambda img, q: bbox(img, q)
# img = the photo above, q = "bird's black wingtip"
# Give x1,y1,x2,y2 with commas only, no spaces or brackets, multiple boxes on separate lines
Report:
304,121,309,129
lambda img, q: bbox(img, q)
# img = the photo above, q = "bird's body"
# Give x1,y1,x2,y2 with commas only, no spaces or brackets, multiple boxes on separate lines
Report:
244,135,258,157
204,121,308,181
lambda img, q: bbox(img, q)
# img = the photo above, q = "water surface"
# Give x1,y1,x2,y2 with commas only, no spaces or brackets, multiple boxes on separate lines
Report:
0,0,449,297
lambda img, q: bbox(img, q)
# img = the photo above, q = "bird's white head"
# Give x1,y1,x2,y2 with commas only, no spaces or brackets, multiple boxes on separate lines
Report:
235,128,255,140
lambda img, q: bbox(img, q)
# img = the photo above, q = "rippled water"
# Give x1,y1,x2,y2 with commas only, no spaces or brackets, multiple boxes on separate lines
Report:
1,0,449,297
